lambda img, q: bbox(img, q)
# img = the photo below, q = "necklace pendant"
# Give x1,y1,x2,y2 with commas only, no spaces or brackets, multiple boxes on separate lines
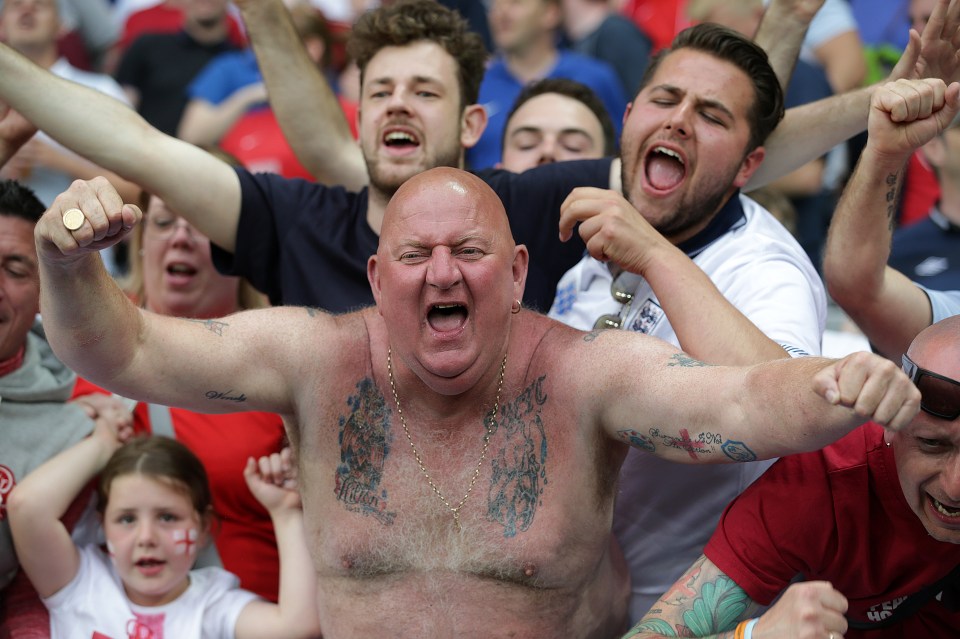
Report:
453,512,462,533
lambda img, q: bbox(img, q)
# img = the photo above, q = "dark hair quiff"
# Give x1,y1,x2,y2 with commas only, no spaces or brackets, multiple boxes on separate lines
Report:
638,23,785,152
504,78,618,156
347,0,487,108
0,179,45,224
97,436,213,522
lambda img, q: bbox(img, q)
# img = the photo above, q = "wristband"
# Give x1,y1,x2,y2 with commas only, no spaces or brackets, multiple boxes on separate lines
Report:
734,620,747,639
743,618,759,639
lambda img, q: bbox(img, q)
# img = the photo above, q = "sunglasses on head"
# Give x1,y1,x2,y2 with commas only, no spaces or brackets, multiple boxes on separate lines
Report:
902,353,960,421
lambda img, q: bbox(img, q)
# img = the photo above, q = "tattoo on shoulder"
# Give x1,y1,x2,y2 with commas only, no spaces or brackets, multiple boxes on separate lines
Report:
667,353,709,367
305,307,325,318
205,390,247,403
486,375,549,538
334,378,397,526
582,329,603,343
185,318,228,336
721,440,757,462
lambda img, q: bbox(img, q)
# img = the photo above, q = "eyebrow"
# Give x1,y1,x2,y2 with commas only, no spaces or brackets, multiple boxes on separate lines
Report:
510,126,594,139
368,75,443,87
651,84,736,122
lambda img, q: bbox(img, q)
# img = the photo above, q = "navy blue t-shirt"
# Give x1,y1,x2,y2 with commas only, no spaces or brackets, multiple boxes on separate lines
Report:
889,208,960,292
211,158,613,313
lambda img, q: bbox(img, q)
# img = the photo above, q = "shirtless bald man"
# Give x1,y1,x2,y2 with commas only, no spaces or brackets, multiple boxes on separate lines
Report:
34,167,919,638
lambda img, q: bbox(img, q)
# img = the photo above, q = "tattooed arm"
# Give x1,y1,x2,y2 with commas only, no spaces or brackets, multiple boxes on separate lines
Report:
581,330,917,463
624,556,848,639
824,78,960,362
35,179,318,416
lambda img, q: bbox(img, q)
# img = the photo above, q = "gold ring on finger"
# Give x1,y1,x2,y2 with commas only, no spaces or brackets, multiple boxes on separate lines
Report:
62,208,86,231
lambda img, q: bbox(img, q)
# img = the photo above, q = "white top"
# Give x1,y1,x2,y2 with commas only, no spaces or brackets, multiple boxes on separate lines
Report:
549,193,827,621
924,286,960,322
45,545,258,639
763,0,859,66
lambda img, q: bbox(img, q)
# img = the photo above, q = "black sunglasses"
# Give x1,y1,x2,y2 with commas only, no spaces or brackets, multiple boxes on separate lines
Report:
902,353,960,421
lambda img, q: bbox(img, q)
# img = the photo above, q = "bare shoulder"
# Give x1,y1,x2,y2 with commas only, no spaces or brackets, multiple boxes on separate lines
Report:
527,314,680,374
226,305,373,370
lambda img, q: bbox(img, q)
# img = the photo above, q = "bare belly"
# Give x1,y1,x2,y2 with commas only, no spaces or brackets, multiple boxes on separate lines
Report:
314,549,630,639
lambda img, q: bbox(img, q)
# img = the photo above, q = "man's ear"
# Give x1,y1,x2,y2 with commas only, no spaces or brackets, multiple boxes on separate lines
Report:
460,104,488,149
733,146,766,189
512,244,529,304
368,254,384,315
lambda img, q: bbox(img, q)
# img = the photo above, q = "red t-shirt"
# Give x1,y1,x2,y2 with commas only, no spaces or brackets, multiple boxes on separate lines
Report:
119,4,247,51
706,423,960,636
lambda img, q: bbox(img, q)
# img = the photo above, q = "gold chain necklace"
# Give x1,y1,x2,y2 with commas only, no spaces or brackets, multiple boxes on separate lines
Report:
386,348,507,532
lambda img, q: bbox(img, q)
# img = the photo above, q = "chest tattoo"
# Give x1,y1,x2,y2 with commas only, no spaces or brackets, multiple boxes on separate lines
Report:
334,378,397,525
486,375,549,538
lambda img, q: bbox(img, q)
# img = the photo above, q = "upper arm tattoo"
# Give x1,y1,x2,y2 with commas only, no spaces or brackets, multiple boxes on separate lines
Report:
667,353,710,367
486,375,549,538
184,317,229,336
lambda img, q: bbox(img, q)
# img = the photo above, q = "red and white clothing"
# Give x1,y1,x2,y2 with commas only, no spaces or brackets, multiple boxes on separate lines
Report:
706,423,960,636
72,379,286,602
46,545,257,639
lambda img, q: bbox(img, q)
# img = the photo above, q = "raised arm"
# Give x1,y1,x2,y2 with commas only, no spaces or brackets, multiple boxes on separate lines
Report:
7,404,133,598
824,78,960,361
749,0,960,190
34,179,301,416
235,449,321,639
578,330,918,464
235,0,367,189
0,42,243,252
178,81,269,148
625,556,848,639
753,0,825,91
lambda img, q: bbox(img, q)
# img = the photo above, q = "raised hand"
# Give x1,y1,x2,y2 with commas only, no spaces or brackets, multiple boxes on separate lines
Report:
865,78,960,160
558,186,671,275
244,447,301,515
34,176,141,265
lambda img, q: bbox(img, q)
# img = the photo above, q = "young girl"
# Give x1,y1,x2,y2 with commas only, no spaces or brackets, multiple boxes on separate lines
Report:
7,417,321,639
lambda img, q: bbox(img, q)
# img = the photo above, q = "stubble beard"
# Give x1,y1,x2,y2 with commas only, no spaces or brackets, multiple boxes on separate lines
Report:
367,144,464,203
622,157,741,242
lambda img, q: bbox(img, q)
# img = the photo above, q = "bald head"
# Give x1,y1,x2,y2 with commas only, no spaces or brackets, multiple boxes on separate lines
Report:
908,315,960,378
380,167,515,250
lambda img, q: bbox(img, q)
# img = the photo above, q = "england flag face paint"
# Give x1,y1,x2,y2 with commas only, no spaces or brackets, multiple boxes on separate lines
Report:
171,528,198,556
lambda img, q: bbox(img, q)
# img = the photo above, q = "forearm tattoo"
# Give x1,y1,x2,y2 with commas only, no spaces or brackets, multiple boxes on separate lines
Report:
185,317,228,336
334,378,397,525
885,171,902,232
486,375,549,538
624,559,748,638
